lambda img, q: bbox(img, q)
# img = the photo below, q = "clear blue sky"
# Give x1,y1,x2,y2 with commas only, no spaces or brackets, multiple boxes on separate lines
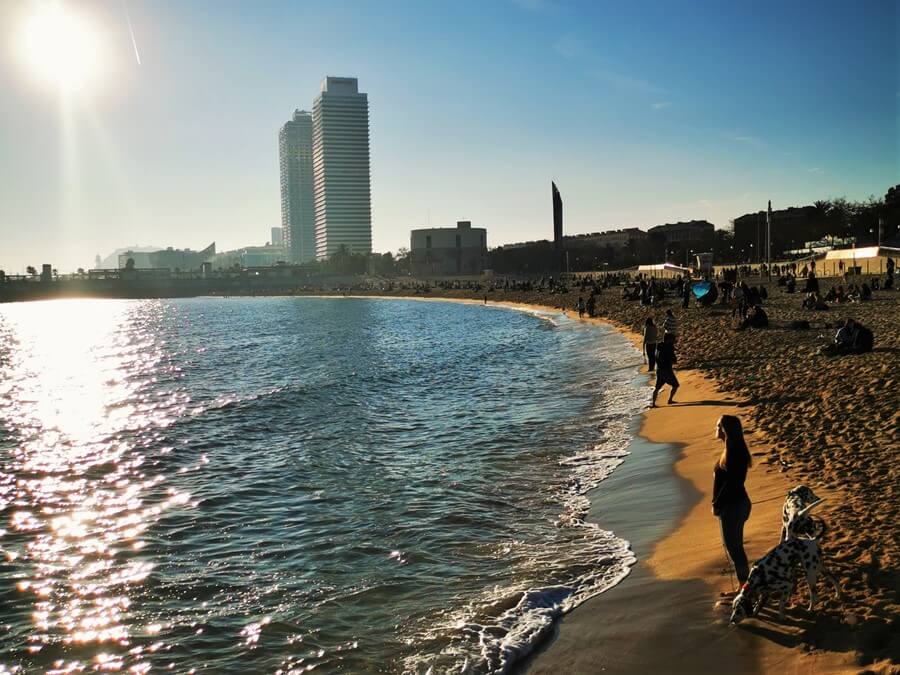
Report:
0,0,897,272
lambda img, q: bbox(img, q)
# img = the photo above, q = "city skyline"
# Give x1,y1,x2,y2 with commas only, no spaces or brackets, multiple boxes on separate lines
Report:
0,0,896,272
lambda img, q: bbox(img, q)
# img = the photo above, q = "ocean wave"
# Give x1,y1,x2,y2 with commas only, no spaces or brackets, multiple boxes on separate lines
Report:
398,313,649,674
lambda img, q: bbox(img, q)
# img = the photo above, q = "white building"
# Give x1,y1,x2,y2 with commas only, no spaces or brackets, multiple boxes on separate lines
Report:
278,110,316,263
271,226,284,247
312,77,372,260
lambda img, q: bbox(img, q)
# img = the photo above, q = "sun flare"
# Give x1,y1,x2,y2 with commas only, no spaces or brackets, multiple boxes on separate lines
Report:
19,3,105,92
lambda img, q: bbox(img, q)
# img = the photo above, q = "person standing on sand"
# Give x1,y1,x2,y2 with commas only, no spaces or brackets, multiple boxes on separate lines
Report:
712,415,752,584
643,317,658,372
651,332,678,406
663,309,678,343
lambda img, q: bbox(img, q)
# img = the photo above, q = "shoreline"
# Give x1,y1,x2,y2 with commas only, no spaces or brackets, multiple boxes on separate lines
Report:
289,294,882,672
9,293,896,671
291,294,862,671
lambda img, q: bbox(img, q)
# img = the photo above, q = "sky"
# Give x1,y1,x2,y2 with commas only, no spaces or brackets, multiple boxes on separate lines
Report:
0,0,897,273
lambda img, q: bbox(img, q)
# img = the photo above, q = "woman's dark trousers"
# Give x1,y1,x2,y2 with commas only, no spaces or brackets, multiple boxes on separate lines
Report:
645,343,657,371
719,496,752,583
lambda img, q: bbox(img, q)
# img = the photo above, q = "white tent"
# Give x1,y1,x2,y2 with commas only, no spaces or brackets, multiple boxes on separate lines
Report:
821,246,900,276
637,263,691,279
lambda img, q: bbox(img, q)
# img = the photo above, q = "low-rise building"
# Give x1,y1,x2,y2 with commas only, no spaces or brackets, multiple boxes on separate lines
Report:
566,227,648,249
732,206,824,259
240,245,288,268
118,243,216,271
212,245,287,269
410,221,488,277
647,220,715,246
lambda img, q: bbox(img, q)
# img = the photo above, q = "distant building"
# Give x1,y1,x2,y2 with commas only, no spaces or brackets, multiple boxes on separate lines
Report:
279,110,316,263
238,245,287,268
410,221,487,277
648,220,715,245
212,244,287,269
118,243,216,271
99,246,162,269
312,77,372,260
732,206,823,260
566,227,648,249
271,226,284,247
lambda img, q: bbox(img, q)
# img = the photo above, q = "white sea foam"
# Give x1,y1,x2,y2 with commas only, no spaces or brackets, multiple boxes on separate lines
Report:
402,312,649,674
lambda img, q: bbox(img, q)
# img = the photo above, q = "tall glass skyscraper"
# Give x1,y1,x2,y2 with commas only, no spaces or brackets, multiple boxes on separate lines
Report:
278,110,315,263
312,77,372,260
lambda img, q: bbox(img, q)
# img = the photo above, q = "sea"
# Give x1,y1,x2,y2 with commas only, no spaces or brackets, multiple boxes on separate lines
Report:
0,297,648,674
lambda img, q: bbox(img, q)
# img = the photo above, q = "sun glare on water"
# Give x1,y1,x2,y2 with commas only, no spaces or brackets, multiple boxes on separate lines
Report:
18,2,106,93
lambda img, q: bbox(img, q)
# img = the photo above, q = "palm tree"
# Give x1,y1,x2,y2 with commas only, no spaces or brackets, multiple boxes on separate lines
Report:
25,266,36,277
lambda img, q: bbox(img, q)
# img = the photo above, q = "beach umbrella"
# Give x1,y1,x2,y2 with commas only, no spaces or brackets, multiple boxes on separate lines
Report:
692,281,712,299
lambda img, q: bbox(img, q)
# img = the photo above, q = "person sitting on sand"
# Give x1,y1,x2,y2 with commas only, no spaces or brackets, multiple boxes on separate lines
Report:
860,282,872,301
643,317,659,372
819,319,857,356
738,304,768,330
712,415,753,585
651,333,678,407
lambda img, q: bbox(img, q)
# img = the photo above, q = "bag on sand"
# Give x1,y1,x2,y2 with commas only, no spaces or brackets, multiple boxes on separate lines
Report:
788,320,810,330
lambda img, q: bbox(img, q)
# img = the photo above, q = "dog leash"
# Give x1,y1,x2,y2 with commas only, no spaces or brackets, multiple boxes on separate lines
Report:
721,540,737,595
751,494,784,505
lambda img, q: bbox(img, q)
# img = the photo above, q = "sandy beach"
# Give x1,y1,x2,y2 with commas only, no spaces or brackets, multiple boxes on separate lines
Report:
318,284,899,672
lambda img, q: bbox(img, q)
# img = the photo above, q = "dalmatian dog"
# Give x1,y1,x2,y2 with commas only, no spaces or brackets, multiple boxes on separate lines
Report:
781,485,826,541
730,537,841,624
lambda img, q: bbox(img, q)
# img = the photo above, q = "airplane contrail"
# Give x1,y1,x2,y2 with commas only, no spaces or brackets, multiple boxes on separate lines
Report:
122,0,141,65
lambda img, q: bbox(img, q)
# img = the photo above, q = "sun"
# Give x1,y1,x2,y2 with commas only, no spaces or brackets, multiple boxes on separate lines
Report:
19,2,105,92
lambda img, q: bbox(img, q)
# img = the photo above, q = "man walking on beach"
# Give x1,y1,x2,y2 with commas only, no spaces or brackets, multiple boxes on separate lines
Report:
651,332,679,407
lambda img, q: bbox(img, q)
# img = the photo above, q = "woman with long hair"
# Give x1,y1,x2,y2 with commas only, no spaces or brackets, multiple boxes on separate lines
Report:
712,415,752,584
